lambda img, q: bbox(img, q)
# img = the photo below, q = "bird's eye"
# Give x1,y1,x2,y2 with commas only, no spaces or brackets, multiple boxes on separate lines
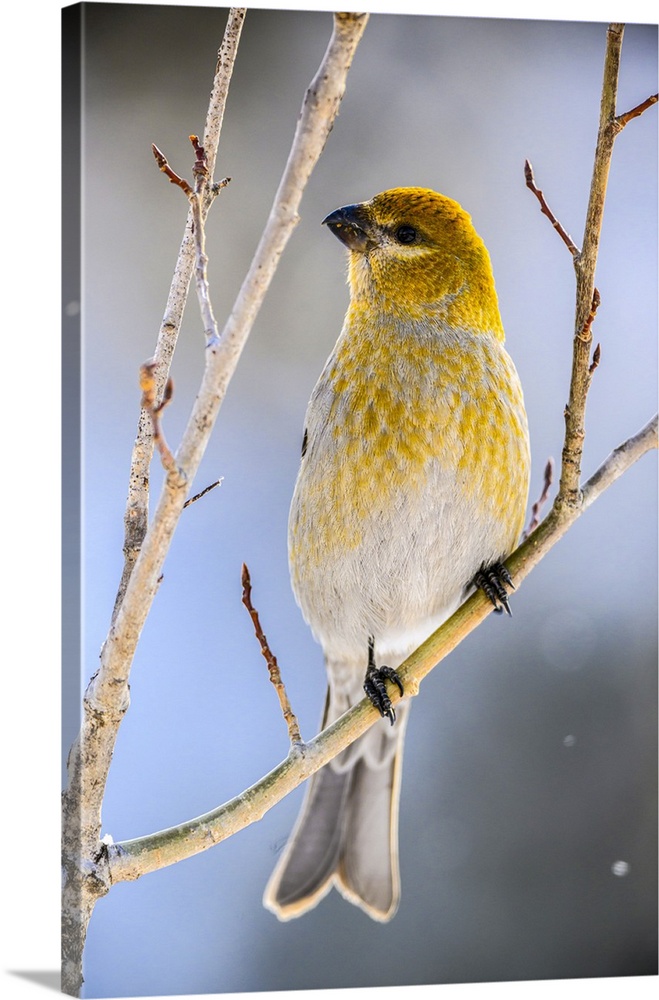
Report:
395,225,417,245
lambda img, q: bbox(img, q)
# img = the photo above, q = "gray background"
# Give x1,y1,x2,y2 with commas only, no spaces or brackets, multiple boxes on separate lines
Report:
71,4,657,997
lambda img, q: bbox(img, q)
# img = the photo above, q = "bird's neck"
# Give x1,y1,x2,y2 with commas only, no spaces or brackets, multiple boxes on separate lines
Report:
347,256,505,341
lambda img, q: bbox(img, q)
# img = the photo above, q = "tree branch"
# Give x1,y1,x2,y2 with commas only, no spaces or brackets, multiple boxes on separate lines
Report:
112,7,245,625
90,6,369,731
524,159,579,256
242,563,303,747
559,22,624,511
106,413,658,883
615,92,658,129
523,457,553,538
183,479,222,508
139,361,176,474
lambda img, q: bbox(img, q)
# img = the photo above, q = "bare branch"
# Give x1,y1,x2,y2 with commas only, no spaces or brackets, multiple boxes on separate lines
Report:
106,414,658,883
202,13,246,190
188,135,223,348
113,8,245,624
139,362,177,474
524,159,579,256
73,3,368,837
151,143,193,194
76,1,366,824
616,92,658,129
580,414,657,511
183,479,222,508
558,22,623,512
99,6,369,703
242,564,303,747
524,457,554,538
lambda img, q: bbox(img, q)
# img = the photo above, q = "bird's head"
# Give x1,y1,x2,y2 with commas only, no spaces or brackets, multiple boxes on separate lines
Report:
322,186,503,337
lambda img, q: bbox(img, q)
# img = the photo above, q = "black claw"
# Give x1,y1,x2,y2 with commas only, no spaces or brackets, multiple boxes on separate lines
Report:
364,638,404,726
497,563,515,591
473,561,514,616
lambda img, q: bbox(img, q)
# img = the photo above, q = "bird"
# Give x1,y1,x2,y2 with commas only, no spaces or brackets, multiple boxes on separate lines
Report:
263,186,530,922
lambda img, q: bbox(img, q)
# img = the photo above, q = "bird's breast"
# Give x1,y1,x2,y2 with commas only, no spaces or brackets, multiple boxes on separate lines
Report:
288,318,530,651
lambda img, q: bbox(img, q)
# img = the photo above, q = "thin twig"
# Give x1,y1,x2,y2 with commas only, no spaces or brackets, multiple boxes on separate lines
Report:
106,414,658,883
151,143,193,195
139,361,177,473
212,177,232,196
152,136,230,351
241,564,303,747
580,414,657,510
524,458,554,538
183,479,222,508
524,159,579,256
202,13,246,193
616,92,658,129
187,135,223,349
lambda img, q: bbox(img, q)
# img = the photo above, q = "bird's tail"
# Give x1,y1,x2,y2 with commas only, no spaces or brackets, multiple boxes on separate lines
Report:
263,680,410,922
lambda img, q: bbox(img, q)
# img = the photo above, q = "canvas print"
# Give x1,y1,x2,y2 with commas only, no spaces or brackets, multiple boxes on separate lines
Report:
62,3,658,998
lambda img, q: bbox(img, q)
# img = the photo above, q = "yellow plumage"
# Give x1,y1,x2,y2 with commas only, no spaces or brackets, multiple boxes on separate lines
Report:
265,186,530,922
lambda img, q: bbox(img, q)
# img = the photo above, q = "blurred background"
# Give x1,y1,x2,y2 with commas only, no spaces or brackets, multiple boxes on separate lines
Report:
67,3,657,997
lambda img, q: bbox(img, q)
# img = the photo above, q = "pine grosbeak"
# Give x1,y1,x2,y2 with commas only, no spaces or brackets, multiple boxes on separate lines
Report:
264,187,530,921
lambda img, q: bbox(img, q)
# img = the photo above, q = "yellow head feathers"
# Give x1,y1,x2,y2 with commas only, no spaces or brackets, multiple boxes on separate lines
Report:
323,186,503,338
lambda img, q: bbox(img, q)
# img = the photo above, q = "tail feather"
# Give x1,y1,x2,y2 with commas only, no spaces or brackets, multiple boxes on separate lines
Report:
263,686,409,921
336,717,407,920
264,762,351,916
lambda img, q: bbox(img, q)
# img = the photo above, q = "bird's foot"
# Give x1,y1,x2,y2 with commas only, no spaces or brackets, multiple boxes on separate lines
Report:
364,638,404,725
473,561,515,616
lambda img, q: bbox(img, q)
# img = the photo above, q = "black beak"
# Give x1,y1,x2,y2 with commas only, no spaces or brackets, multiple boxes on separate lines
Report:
322,204,373,252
